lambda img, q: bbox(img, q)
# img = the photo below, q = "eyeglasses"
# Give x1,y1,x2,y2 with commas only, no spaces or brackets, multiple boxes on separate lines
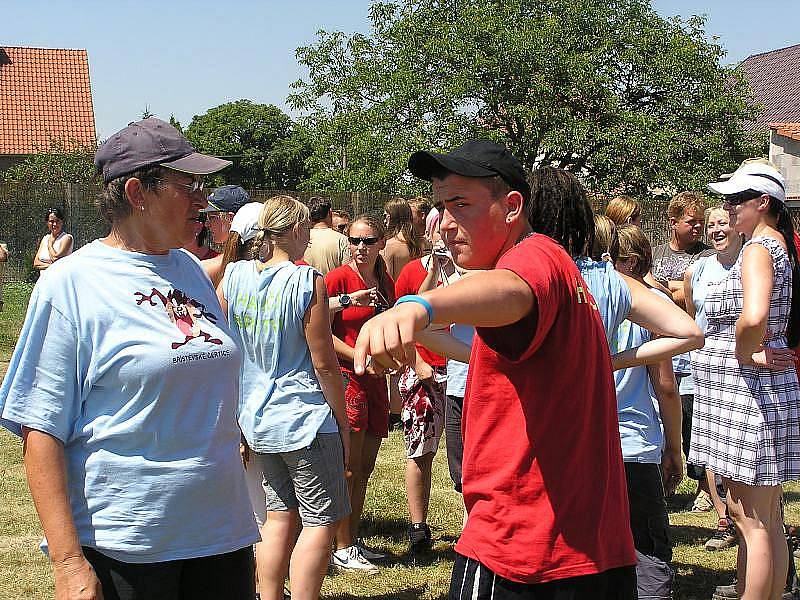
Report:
207,212,231,223
336,223,349,233
348,236,380,246
158,177,206,194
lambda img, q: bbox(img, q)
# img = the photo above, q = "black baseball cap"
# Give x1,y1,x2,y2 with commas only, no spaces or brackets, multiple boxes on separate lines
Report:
203,185,251,213
95,118,232,183
408,139,530,199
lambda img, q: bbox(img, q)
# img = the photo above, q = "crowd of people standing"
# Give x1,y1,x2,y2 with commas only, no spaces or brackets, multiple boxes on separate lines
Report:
0,117,799,600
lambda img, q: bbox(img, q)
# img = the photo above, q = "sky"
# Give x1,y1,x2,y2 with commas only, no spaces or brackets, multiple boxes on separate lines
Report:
2,0,798,140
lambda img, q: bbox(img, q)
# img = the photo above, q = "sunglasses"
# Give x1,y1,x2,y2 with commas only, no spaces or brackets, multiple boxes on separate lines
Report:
158,177,206,194
348,236,380,246
723,189,765,206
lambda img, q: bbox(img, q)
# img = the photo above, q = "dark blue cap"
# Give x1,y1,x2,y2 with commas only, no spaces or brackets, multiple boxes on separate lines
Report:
203,185,251,213
95,118,231,183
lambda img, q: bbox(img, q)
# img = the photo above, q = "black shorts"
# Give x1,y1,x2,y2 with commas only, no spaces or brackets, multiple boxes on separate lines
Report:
680,394,705,480
83,546,254,600
449,553,636,600
445,394,464,492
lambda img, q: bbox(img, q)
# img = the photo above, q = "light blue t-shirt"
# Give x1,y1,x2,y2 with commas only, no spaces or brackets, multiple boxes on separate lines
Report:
575,257,632,345
679,255,735,396
446,323,475,398
0,241,259,563
612,292,667,463
224,260,338,453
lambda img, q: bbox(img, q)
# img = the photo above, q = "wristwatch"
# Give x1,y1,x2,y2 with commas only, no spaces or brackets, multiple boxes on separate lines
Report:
339,293,352,308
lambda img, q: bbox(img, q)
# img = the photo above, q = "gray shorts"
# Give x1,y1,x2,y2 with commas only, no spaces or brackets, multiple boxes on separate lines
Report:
250,432,350,527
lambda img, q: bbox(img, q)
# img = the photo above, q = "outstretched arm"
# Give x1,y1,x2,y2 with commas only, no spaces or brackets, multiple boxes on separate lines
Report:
353,269,533,373
611,274,703,370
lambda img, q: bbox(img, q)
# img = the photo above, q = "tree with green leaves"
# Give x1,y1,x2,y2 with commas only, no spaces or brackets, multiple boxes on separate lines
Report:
290,0,761,195
185,100,311,189
0,140,96,184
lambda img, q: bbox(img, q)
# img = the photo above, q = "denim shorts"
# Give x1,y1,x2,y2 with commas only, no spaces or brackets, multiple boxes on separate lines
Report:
250,432,350,527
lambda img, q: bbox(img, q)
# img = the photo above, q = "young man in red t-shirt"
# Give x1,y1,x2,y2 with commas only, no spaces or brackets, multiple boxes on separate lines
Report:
352,140,637,599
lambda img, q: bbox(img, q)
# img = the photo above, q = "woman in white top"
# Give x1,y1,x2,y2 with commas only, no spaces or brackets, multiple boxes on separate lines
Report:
33,207,73,270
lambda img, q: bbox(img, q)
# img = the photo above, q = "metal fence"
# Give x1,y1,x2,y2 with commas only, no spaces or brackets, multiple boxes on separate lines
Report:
0,183,395,283
2,182,800,284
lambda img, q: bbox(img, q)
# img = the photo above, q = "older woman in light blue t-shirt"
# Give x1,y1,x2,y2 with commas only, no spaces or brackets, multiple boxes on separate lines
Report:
218,195,350,600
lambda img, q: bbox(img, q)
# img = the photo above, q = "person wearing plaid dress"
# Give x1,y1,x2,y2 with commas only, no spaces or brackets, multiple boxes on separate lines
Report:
690,161,800,600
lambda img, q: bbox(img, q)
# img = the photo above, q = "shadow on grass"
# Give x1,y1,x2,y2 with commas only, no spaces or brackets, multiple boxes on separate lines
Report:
672,561,732,599
328,586,445,600
671,524,716,546
360,515,410,541
666,492,695,513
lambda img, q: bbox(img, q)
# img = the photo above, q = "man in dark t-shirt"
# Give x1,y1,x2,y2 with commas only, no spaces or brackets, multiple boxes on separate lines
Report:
651,191,713,309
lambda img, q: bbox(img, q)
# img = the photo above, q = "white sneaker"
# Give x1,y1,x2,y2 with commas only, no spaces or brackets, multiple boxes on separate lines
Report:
356,538,386,560
331,545,379,574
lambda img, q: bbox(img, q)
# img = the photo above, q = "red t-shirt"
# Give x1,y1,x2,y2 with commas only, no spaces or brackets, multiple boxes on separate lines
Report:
394,258,447,367
455,234,635,584
325,264,396,368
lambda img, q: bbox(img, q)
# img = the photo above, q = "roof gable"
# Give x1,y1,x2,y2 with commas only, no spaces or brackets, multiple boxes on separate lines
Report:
739,44,800,129
0,46,97,154
771,122,800,142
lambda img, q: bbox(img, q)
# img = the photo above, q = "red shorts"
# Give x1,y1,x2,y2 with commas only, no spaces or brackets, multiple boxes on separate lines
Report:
341,367,389,438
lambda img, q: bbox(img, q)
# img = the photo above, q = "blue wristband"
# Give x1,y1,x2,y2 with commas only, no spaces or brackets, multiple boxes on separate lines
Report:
395,295,434,328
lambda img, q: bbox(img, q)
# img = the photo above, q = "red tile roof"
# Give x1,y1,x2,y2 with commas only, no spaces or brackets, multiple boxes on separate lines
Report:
0,46,96,154
770,122,800,142
739,44,800,131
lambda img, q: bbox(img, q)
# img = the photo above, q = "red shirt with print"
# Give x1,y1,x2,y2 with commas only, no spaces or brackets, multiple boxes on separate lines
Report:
394,258,447,367
325,264,395,368
455,234,635,584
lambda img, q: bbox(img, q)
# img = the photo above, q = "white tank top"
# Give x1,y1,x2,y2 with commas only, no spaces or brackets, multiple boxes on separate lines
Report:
38,231,70,263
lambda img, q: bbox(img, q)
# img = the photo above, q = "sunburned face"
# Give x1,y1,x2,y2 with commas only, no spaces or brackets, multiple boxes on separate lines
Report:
672,207,703,247
434,173,514,270
723,194,768,238
206,211,232,244
146,173,209,250
348,221,384,266
706,209,737,252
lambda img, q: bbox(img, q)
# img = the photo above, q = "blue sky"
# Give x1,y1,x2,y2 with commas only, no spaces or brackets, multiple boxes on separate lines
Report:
3,0,798,140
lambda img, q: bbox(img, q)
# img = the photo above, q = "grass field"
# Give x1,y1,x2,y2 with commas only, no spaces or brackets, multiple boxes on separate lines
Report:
1,282,800,599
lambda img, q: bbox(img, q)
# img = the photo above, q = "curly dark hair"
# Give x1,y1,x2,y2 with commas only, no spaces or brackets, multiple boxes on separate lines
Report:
527,167,594,258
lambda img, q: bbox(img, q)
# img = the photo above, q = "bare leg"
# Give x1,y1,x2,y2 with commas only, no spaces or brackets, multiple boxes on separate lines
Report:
725,479,781,600
406,453,435,524
258,510,299,600
289,523,338,600
389,375,402,415
350,433,382,540
335,429,364,550
706,469,727,520
769,487,789,600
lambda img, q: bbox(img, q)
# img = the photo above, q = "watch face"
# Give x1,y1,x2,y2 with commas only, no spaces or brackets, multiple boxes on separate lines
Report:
340,294,351,307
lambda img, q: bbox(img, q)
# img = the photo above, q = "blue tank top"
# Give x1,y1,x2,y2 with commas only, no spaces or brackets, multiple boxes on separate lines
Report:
224,260,338,453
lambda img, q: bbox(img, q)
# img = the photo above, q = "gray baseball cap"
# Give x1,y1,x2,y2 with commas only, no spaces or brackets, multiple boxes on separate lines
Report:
95,117,232,183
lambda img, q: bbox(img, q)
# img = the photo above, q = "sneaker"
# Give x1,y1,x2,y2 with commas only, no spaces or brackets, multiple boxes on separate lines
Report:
712,581,795,599
690,491,714,512
408,522,433,553
356,538,386,560
705,519,738,551
331,545,380,574
712,583,737,600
